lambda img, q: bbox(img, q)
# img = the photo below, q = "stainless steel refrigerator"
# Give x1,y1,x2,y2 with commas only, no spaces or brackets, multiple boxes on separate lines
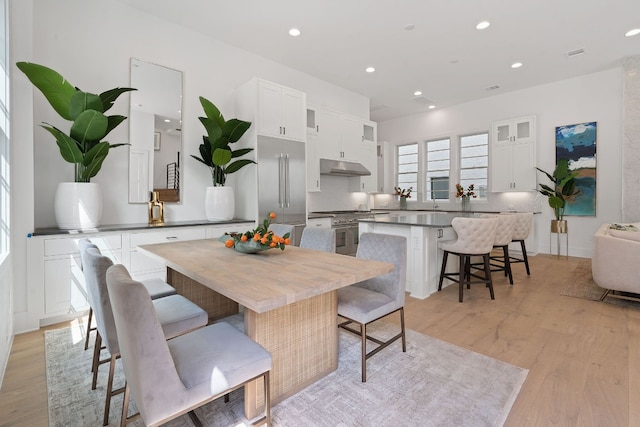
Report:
257,137,306,245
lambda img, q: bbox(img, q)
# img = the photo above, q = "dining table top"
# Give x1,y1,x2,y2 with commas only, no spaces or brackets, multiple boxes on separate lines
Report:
137,238,394,313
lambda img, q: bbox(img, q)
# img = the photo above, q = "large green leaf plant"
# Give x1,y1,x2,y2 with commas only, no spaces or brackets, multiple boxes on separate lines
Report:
536,158,580,221
17,62,135,182
190,96,255,186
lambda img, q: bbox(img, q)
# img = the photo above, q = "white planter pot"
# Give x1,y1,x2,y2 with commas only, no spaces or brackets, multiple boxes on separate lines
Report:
54,182,103,229
205,186,235,221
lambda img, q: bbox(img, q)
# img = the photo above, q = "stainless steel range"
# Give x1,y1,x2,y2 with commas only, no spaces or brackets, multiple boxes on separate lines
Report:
311,211,375,256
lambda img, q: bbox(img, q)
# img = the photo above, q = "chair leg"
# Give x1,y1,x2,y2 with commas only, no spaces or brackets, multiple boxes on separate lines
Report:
400,308,406,352
465,256,471,289
103,354,117,426
264,371,271,427
520,240,530,275
600,289,611,301
484,254,495,300
458,254,465,303
120,383,130,427
503,246,513,285
91,332,102,390
438,251,449,291
361,323,367,382
84,307,94,351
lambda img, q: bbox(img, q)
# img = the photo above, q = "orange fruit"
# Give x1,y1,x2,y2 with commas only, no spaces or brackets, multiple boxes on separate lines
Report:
240,235,248,242
253,234,261,241
261,237,268,244
270,242,276,248
225,239,234,248
284,238,291,245
269,212,276,219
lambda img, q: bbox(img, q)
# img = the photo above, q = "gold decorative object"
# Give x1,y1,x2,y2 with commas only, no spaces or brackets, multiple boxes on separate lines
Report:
148,191,164,225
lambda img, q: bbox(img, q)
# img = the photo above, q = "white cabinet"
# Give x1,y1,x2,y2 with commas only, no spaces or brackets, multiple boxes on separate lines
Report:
256,79,306,142
306,217,331,229
490,115,537,192
357,120,378,193
306,131,321,192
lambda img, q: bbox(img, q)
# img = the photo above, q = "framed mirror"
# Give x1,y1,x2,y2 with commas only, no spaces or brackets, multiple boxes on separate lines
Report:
129,58,183,203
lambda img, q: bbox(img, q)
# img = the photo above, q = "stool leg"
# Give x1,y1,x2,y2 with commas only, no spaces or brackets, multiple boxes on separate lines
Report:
458,254,465,303
520,240,530,275
484,254,495,300
503,246,513,285
438,251,449,291
84,307,93,351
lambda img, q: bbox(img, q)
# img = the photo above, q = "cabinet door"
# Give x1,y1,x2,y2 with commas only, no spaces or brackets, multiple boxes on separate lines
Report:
44,257,80,315
317,109,342,160
357,143,378,192
281,87,305,141
306,105,319,135
490,144,513,192
512,142,536,190
257,81,283,138
513,116,534,144
340,115,362,161
306,132,321,191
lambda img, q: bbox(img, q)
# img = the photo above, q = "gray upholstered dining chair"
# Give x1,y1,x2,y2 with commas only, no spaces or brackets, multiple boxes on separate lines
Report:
106,264,272,427
337,232,407,382
78,239,177,351
79,243,208,426
299,227,336,252
438,216,498,302
268,223,295,244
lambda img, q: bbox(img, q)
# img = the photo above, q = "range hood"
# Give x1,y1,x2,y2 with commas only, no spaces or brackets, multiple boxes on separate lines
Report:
319,158,371,177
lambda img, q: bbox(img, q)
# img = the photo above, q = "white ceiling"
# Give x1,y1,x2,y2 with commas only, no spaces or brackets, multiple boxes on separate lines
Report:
115,0,640,122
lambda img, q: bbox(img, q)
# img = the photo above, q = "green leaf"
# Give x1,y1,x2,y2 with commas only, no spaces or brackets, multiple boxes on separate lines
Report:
231,147,254,158
190,154,210,167
100,87,136,112
199,96,225,128
82,154,107,181
69,91,103,119
212,147,232,166
17,62,77,120
70,110,109,143
83,141,109,166
105,115,127,137
225,159,256,174
41,125,83,163
223,118,251,142
199,117,223,147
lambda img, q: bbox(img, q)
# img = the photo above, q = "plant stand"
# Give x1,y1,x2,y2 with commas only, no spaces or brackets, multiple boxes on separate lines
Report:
550,220,568,257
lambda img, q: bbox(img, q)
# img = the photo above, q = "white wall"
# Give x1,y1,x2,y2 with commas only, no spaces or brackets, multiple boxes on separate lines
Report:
377,67,624,258
26,0,369,228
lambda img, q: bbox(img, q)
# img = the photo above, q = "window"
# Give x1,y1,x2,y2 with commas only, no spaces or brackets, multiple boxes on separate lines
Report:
396,143,417,196
424,138,450,200
459,133,488,198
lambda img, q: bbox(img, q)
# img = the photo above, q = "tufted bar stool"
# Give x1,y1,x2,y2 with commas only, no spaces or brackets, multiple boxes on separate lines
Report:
479,213,516,285
438,217,498,302
508,212,533,275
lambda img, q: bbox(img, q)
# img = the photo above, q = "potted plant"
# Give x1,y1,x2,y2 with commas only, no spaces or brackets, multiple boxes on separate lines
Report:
394,186,412,210
191,96,255,221
536,158,579,233
17,62,135,229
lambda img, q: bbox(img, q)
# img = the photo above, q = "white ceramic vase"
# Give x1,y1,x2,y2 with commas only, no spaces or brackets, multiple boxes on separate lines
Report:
205,186,235,221
54,182,103,229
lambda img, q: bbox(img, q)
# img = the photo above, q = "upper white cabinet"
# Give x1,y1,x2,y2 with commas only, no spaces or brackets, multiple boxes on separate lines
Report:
490,115,537,192
256,79,305,142
306,105,321,192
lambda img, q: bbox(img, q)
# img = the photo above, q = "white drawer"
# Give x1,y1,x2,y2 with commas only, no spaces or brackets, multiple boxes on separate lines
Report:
130,227,205,247
307,218,331,229
44,234,122,257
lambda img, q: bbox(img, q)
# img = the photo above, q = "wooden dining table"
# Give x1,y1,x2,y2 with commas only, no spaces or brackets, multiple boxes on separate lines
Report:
137,238,394,419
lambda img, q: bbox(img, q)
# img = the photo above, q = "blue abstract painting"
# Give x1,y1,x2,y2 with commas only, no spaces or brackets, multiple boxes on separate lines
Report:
555,122,597,216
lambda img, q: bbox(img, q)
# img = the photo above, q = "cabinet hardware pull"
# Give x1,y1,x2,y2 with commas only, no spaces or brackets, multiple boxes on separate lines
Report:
166,236,178,240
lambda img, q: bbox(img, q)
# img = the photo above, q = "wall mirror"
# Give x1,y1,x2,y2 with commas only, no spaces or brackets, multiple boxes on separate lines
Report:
128,58,183,203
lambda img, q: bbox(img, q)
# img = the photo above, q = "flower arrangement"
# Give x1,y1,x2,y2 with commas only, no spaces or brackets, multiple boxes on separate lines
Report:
222,212,290,253
455,183,477,198
394,186,413,199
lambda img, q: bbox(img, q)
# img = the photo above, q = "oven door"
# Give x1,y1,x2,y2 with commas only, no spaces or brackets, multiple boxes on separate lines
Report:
333,226,351,255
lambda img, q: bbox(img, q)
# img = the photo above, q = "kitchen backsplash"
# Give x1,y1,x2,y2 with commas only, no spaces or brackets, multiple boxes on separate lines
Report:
308,175,369,212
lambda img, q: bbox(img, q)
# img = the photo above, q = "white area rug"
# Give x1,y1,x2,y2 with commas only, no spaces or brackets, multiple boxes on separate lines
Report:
46,321,527,426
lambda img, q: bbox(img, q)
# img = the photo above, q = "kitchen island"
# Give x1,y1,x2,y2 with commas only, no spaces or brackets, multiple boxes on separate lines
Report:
358,212,464,298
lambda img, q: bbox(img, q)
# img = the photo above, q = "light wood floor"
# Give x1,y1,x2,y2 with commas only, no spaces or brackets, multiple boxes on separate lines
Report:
1,254,638,426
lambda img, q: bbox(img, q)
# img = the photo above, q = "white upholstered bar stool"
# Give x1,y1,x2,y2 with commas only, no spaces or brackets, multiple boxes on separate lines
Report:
508,212,533,275
78,239,177,351
107,264,272,427
438,217,498,302
80,245,208,426
480,213,516,285
299,227,336,252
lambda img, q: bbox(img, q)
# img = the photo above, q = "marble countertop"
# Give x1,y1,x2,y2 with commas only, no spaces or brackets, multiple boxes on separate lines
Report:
30,218,254,237
359,212,476,228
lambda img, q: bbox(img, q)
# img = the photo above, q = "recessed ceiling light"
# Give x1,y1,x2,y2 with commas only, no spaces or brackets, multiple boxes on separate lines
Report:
626,28,640,37
404,24,415,31
428,105,436,109
511,62,523,69
289,28,301,37
414,91,422,96
164,119,171,123
476,21,490,30
365,67,375,73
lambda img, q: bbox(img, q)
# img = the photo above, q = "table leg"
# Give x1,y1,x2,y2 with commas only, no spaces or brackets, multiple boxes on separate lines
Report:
244,290,338,419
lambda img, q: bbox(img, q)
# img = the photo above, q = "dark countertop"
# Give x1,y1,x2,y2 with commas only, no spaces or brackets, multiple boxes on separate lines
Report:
359,212,476,228
29,218,254,237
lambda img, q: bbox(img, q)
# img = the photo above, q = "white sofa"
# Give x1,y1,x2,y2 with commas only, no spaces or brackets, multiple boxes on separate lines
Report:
592,222,640,300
